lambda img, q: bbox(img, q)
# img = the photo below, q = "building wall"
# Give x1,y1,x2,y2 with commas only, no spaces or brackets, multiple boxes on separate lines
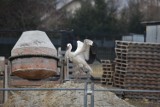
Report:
146,25,160,43
122,34,144,42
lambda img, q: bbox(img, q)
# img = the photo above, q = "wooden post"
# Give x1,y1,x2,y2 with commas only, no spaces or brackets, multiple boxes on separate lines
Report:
3,65,8,103
65,58,69,81
58,47,64,83
59,60,64,83
0,56,7,103
57,47,70,81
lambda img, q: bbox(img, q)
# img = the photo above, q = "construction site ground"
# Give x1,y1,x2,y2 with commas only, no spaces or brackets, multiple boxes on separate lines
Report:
0,81,160,107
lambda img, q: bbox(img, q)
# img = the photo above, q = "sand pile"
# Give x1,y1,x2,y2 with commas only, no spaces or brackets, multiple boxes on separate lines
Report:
3,82,135,107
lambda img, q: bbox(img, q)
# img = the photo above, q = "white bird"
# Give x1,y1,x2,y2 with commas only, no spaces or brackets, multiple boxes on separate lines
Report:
65,39,93,79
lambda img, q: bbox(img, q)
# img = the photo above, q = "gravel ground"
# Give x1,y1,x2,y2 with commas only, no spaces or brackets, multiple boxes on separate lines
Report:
3,81,135,107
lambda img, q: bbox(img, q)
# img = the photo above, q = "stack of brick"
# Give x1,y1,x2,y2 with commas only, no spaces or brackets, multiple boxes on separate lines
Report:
101,60,114,86
114,40,160,100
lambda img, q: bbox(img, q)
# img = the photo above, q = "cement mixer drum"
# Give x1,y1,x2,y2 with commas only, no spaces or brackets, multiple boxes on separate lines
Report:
9,30,58,80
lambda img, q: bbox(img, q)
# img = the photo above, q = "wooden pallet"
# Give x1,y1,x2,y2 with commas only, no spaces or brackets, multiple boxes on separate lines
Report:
116,45,160,51
101,60,114,86
114,41,160,100
116,40,160,48
101,60,110,63
124,92,160,101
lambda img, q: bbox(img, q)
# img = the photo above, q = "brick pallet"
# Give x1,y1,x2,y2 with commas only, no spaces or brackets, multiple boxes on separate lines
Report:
114,40,160,100
124,92,160,101
101,60,114,86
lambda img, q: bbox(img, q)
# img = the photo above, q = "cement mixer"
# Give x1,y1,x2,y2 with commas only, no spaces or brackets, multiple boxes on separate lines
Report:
9,30,58,80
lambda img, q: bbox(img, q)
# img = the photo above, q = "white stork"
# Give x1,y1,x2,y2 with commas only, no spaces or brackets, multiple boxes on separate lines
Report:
65,39,93,80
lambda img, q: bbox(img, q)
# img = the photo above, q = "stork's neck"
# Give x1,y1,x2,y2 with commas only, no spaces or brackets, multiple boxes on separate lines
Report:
68,45,72,51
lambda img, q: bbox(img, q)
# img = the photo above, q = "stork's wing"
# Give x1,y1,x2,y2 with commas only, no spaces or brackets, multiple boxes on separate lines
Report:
74,39,93,60
74,40,84,55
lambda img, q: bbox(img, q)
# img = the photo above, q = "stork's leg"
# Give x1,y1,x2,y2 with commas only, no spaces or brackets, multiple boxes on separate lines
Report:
85,65,93,74
77,70,82,83
74,67,83,83
73,65,81,83
75,70,82,83
73,66,78,82
77,67,85,83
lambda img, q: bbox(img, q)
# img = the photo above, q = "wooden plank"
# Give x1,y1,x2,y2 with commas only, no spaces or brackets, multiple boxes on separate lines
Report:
114,74,125,78
116,45,160,51
103,71,113,74
124,93,160,100
116,58,160,63
101,60,110,63
113,84,126,88
125,77,159,81
116,63,160,68
125,73,160,78
125,80,159,85
115,58,160,65
102,75,113,78
102,64,112,67
116,65,160,71
116,40,160,47
116,44,160,51
101,78,113,81
102,68,113,71
126,86,160,90
116,51,160,57
103,72,114,75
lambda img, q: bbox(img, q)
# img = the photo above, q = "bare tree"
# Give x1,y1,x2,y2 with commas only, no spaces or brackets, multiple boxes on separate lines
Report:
132,0,160,21
0,0,66,30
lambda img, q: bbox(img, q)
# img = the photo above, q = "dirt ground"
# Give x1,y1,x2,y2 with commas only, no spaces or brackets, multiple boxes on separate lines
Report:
0,80,160,107
3,82,135,107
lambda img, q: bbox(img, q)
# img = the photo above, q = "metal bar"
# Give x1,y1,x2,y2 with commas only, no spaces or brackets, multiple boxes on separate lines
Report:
0,88,159,93
91,83,94,107
84,82,88,107
94,89,160,93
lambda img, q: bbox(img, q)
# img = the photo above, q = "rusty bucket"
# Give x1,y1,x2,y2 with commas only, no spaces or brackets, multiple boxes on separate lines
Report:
9,30,58,80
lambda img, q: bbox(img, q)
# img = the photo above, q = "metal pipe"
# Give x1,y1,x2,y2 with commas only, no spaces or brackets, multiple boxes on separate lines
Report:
0,88,84,91
0,88,159,93
0,88,160,93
